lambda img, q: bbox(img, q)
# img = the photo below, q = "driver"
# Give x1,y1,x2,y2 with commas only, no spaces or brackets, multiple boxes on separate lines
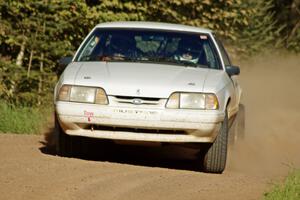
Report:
174,38,203,64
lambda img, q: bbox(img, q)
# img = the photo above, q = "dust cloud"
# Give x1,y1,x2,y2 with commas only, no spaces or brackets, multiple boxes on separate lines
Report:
228,52,300,176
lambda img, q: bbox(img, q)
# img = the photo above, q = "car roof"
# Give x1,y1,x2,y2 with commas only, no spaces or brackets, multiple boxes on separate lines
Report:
95,21,212,34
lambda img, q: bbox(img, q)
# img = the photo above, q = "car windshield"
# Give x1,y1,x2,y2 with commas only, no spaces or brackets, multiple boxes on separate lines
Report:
75,28,221,69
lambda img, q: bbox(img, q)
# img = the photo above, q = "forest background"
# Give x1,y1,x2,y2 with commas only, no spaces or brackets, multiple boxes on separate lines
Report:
0,0,299,107
1,1,299,197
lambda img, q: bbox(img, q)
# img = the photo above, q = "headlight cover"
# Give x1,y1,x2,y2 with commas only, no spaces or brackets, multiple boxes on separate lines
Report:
57,85,108,105
166,92,219,110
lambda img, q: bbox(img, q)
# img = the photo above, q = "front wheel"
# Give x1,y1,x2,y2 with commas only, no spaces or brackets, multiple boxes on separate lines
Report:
54,115,75,157
202,111,228,173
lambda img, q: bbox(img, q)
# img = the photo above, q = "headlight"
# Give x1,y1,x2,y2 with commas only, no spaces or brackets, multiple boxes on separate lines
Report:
70,86,96,103
166,92,219,110
57,85,108,105
58,85,71,101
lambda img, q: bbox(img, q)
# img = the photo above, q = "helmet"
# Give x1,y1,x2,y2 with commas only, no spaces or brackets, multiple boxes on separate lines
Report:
177,37,202,60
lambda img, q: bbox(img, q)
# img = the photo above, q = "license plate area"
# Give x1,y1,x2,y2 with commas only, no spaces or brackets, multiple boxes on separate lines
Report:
112,108,160,120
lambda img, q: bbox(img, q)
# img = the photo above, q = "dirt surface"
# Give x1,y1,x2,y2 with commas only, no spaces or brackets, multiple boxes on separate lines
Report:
0,54,300,200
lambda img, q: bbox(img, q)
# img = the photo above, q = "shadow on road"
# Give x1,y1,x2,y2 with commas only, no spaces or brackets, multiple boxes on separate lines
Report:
39,131,201,172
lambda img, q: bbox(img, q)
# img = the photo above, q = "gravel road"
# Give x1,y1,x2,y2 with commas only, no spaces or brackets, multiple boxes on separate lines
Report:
0,54,299,200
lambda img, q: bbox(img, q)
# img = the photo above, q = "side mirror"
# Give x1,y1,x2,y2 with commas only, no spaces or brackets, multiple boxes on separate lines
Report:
57,56,73,75
226,65,240,76
59,56,73,68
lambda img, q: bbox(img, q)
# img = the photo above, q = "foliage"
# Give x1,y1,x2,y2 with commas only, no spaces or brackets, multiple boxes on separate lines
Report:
0,0,299,107
0,101,52,134
264,169,300,200
146,0,251,41
268,0,300,52
232,0,285,56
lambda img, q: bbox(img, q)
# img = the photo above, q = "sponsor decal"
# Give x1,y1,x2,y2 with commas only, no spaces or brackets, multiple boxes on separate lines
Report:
200,35,208,40
84,110,94,122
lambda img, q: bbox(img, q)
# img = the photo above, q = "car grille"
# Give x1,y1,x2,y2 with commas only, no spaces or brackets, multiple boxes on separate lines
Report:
114,95,160,104
108,95,166,108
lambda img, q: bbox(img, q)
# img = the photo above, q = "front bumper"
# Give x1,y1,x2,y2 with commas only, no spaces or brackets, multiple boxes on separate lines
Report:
55,101,225,143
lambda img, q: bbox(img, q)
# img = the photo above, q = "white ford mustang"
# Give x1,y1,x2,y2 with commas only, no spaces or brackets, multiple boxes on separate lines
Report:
54,21,243,173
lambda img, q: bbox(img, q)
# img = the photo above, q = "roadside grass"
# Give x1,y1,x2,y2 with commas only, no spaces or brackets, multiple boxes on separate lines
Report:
264,169,300,200
0,102,53,134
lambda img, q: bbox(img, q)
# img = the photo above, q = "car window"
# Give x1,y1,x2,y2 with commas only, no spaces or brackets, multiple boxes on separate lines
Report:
75,28,222,70
215,37,231,66
203,41,221,69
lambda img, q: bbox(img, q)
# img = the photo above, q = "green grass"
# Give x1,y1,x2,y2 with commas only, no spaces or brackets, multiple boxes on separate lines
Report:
0,102,52,134
264,170,300,200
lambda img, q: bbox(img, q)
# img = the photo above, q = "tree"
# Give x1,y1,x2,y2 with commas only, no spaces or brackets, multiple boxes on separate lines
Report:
269,0,300,51
0,0,298,106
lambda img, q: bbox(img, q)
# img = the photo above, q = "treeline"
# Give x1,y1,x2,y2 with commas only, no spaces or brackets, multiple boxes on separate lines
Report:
0,0,299,107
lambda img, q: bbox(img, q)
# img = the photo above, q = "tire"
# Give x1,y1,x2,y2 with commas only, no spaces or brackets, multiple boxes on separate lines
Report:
202,110,228,173
228,104,245,145
237,104,245,139
54,114,73,157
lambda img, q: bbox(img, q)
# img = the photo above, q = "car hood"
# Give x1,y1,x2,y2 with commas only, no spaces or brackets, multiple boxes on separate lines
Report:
67,62,226,98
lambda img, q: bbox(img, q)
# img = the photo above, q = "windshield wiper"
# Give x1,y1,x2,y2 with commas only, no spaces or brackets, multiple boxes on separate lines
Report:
150,57,200,68
100,54,139,62
171,59,208,68
78,54,138,62
175,60,199,67
148,56,177,64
